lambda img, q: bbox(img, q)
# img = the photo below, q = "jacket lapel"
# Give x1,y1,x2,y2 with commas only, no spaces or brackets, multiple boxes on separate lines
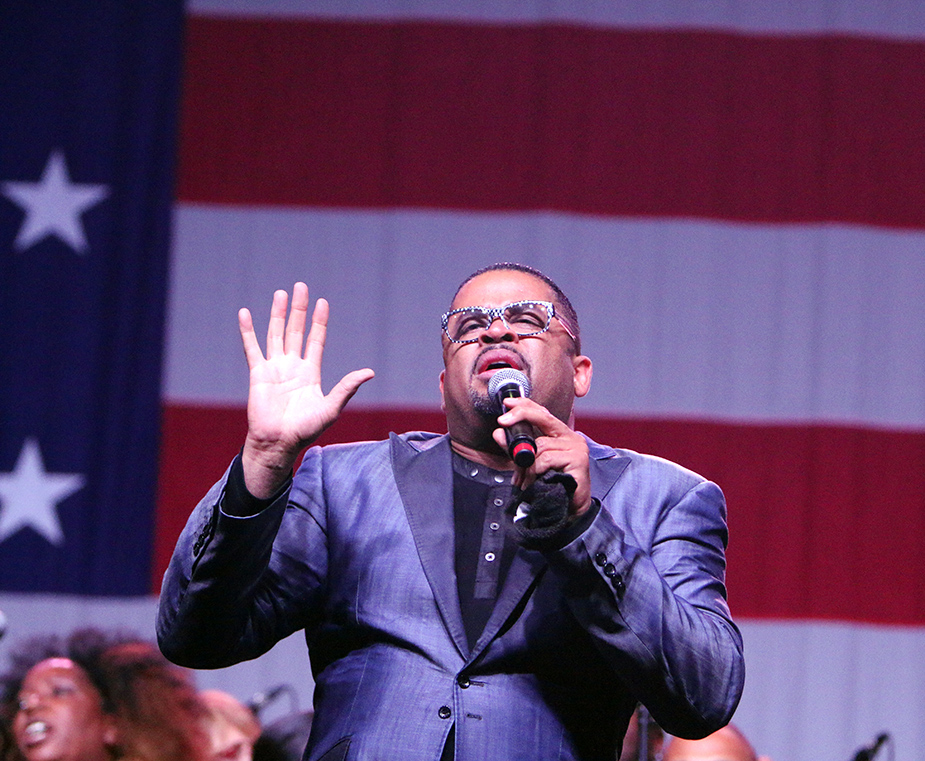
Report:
390,432,633,663
390,433,470,659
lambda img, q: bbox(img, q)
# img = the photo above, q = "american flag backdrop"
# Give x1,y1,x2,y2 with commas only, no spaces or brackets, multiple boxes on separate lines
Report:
2,2,925,760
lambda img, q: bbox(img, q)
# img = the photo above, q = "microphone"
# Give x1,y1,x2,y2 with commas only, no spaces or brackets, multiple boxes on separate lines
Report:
247,684,295,716
488,369,536,467
852,733,889,761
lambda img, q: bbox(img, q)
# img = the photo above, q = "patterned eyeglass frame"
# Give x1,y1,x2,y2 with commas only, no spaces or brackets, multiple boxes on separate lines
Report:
441,299,577,344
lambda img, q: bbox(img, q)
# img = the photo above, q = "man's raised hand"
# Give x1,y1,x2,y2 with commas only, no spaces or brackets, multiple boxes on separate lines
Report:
239,282,374,498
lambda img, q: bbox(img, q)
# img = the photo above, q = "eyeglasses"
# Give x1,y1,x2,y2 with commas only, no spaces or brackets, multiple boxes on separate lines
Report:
441,300,576,344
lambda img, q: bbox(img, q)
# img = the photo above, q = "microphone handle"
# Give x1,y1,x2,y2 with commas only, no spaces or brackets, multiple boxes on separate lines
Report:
506,422,536,467
498,386,536,466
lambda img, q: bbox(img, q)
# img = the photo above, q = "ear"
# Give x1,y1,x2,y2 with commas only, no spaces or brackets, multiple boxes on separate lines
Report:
572,355,592,398
438,370,447,412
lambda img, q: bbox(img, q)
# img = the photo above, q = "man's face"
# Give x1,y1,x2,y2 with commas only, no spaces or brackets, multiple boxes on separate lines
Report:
440,269,591,451
13,658,116,761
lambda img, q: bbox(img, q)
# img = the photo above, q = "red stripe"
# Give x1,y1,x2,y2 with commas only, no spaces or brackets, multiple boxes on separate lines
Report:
179,16,925,228
578,417,925,626
155,404,925,624
152,404,448,592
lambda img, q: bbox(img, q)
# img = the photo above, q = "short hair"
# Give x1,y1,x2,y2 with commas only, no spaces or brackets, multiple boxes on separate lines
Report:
451,262,581,353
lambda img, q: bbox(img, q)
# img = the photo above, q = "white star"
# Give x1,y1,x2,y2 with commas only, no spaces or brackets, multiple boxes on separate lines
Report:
0,438,84,545
1,150,109,253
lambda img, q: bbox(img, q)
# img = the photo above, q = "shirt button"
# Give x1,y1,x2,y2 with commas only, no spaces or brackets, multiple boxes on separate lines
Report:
594,552,607,567
485,552,496,562
439,706,452,719
603,563,617,578
457,675,471,689
612,577,626,596
493,498,504,506
489,522,500,531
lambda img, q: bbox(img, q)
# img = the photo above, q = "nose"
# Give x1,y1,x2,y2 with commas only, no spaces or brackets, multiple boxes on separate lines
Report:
17,692,41,711
479,316,516,344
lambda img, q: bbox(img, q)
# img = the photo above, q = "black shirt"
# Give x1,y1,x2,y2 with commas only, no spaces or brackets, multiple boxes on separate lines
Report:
451,452,518,653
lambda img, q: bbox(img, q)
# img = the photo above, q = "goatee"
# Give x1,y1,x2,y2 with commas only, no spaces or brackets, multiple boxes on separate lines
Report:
468,387,498,418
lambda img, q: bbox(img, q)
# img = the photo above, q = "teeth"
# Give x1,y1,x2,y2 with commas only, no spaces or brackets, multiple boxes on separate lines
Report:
24,721,48,741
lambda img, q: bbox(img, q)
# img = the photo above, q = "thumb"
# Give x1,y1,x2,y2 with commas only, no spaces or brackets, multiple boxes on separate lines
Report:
327,368,375,412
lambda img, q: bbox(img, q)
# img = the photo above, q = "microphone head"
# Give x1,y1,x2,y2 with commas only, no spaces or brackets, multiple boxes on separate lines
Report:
488,368,532,413
247,684,289,715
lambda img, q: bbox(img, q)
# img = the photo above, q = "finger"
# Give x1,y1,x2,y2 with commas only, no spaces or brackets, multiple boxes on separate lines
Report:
285,282,310,356
515,469,536,493
532,445,582,479
533,429,588,466
238,307,265,370
267,289,289,357
500,397,570,438
304,298,330,379
326,368,376,412
491,426,508,452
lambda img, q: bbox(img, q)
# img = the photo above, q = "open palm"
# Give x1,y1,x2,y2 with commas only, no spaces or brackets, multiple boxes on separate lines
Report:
239,283,374,497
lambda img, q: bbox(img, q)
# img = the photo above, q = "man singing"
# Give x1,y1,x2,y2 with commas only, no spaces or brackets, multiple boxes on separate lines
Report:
158,263,745,761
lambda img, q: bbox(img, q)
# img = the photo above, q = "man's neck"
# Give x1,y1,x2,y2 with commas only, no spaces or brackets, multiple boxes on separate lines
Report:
449,439,514,472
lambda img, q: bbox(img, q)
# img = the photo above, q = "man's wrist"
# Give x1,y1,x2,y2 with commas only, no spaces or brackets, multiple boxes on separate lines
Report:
224,452,292,517
241,439,298,499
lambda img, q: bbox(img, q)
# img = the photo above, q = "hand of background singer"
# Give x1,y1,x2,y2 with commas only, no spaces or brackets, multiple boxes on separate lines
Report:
239,282,375,499
491,396,592,517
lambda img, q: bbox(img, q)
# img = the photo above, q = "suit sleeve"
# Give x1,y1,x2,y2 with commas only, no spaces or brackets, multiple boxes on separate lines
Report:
547,458,745,740
156,451,328,669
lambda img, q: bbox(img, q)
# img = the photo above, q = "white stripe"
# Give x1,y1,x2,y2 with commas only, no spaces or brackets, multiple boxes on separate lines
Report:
165,205,925,430
737,619,925,761
187,0,925,42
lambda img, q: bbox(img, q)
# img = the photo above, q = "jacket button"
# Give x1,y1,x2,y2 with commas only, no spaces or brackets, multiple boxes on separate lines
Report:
457,675,470,689
603,562,617,578
438,706,452,719
612,577,626,596
594,552,607,566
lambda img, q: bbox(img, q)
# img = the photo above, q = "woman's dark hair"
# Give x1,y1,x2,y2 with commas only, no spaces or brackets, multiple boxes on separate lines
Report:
100,640,208,761
0,628,128,717
0,628,208,761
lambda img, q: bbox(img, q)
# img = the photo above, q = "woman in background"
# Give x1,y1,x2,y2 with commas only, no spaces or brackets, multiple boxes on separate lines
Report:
0,628,209,761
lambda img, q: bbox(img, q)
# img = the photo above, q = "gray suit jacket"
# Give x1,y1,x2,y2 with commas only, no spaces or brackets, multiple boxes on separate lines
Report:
157,432,744,761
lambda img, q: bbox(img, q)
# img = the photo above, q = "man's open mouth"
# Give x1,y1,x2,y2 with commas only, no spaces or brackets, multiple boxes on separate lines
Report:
476,350,524,375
